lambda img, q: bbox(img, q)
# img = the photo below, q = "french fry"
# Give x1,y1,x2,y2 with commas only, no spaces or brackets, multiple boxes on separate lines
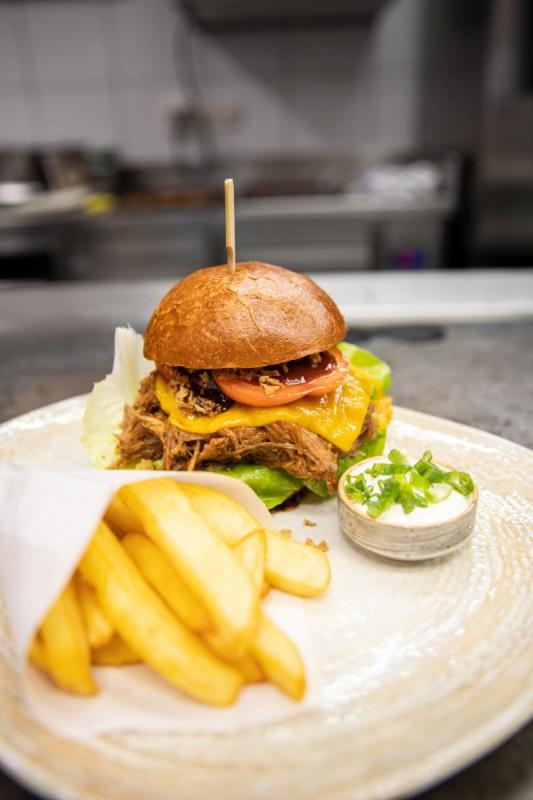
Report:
118,479,259,658
28,636,48,673
104,493,144,537
179,484,330,597
93,635,141,666
264,531,331,598
236,654,264,684
231,527,305,700
76,573,114,648
232,529,266,596
79,521,243,706
203,629,264,684
180,483,258,545
122,533,210,633
39,579,97,695
251,612,306,701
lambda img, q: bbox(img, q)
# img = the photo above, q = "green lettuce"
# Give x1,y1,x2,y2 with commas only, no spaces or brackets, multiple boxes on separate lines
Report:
207,463,304,510
338,341,391,395
81,327,153,468
208,430,388,509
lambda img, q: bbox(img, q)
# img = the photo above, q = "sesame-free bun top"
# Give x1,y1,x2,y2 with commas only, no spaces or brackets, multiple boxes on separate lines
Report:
144,261,347,369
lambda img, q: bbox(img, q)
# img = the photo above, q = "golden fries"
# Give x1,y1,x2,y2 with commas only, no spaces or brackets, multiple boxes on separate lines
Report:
93,635,141,666
236,654,264,684
179,483,259,545
118,479,259,658
180,483,330,597
104,493,144,537
76,573,114,648
29,478,331,708
231,529,306,700
232,529,266,597
39,578,97,695
122,533,210,633
264,531,331,597
79,521,243,706
251,612,306,701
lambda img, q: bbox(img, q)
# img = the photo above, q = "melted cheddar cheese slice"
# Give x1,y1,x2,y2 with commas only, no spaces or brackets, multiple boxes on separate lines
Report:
155,366,380,453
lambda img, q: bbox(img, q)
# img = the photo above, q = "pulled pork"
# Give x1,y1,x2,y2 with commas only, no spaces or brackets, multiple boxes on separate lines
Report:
117,408,338,491
117,406,164,462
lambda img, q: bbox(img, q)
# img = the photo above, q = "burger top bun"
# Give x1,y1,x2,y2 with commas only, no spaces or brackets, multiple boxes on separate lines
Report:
144,261,347,369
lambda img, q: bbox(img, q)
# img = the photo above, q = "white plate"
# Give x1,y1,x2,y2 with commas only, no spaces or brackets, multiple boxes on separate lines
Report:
0,397,532,800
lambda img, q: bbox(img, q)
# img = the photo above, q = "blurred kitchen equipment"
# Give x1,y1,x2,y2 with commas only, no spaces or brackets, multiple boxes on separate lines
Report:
0,150,45,207
0,147,466,280
234,150,466,271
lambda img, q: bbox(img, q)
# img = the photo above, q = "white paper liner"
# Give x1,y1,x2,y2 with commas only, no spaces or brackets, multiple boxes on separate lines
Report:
0,463,322,743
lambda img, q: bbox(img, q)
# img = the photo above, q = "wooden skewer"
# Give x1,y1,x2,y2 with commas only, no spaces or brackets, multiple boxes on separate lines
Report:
224,178,236,272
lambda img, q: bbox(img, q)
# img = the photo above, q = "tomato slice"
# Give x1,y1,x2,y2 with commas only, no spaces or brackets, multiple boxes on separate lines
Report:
212,349,349,407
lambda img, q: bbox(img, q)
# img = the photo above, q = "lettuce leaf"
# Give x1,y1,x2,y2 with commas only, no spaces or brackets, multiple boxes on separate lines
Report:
336,430,387,476
206,463,304,510
81,327,153,468
208,431,388,509
338,341,391,394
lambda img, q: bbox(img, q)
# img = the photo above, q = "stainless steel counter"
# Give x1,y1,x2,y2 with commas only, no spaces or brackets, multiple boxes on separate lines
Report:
0,272,532,800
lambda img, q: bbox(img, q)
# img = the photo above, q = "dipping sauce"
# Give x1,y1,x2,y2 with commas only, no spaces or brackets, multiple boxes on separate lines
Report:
346,457,472,527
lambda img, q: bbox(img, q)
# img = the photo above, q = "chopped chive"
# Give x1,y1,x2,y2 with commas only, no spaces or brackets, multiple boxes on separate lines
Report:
413,457,445,484
399,488,416,514
388,449,410,466
367,477,399,518
409,470,429,492
346,448,475,518
365,462,410,477
442,471,474,496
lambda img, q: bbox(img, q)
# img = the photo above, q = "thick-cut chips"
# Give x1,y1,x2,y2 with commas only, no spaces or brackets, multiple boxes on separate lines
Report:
230,528,306,701
104,493,144,537
39,579,97,695
93,635,141,666
122,533,210,633
179,483,258,545
251,612,306,701
79,521,243,706
76,573,114,648
28,478,330,706
118,479,259,657
236,655,264,684
232,530,266,597
179,483,330,597
264,531,331,597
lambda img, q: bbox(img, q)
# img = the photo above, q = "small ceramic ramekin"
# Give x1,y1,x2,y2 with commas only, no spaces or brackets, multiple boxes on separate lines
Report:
337,457,478,561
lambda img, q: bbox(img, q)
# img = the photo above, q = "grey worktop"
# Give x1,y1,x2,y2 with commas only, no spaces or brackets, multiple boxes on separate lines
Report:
0,275,532,800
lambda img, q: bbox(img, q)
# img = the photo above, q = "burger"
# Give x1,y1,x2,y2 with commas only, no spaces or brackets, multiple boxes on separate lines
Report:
84,261,392,509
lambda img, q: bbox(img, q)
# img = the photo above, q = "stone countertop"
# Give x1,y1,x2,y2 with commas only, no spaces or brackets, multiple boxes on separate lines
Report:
0,279,532,800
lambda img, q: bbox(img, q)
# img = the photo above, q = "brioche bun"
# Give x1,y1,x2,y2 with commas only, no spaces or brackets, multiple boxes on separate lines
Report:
144,261,346,369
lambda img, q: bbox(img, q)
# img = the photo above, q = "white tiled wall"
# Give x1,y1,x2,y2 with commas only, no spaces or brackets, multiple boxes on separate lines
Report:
0,0,486,161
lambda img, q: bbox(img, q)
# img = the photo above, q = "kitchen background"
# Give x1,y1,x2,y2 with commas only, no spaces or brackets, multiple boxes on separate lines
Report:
0,0,532,279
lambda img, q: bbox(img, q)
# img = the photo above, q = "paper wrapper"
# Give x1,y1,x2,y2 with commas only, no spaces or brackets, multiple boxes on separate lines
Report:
0,463,321,744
